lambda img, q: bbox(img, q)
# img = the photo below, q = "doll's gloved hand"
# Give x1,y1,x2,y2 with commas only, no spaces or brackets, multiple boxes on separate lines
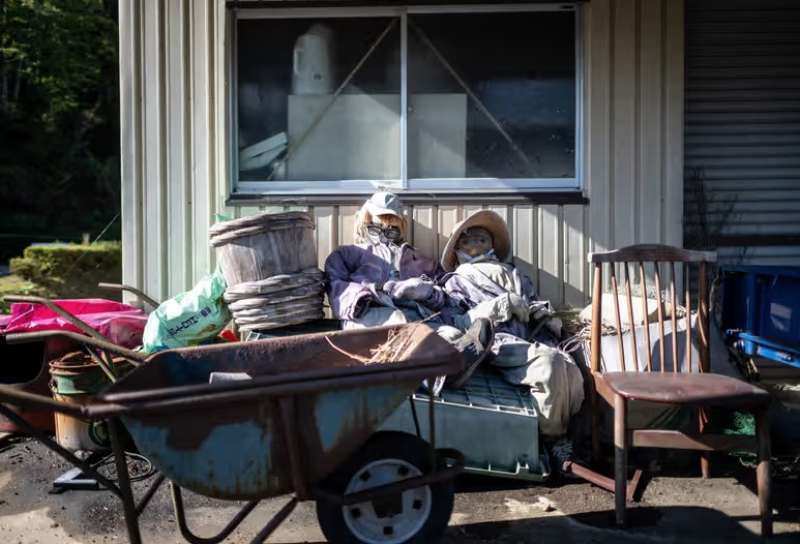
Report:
383,278,434,301
508,293,531,323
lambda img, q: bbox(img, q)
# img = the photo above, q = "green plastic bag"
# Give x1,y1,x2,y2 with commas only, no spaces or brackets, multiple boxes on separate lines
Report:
142,269,231,353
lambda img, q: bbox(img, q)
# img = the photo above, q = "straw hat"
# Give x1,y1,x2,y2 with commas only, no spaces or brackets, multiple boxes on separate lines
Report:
441,210,511,272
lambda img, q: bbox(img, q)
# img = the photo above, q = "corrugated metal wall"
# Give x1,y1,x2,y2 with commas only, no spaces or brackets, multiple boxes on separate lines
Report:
685,0,800,265
119,0,685,308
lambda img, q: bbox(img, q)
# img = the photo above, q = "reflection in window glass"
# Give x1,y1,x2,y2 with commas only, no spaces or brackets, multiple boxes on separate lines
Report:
407,12,576,179
237,18,401,182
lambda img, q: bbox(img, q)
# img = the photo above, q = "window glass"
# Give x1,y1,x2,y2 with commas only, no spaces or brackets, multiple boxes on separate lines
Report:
234,8,578,190
237,17,401,182
407,11,576,179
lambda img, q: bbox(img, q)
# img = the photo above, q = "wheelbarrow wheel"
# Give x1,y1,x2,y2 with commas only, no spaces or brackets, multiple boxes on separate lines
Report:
316,431,454,544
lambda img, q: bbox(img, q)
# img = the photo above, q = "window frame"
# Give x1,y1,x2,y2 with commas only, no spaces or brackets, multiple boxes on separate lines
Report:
229,3,584,196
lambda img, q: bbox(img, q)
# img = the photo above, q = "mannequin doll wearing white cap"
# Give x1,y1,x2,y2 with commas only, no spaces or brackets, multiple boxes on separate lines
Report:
325,192,445,328
324,192,494,392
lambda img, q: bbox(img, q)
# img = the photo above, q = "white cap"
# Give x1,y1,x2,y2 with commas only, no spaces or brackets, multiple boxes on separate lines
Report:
363,191,403,218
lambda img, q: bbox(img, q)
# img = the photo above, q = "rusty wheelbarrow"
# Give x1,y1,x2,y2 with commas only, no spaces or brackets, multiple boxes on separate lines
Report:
0,323,464,544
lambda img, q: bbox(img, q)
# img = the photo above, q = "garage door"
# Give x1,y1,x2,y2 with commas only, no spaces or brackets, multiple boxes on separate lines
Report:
685,0,800,265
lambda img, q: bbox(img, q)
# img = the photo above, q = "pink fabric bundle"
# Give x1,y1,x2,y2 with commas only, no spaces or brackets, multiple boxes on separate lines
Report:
2,299,147,348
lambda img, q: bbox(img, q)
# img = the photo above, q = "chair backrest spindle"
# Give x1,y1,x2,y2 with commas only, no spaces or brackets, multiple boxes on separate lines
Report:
685,262,692,373
623,262,639,372
639,261,653,371
610,264,626,372
670,262,679,373
654,263,667,373
698,261,710,373
591,262,603,373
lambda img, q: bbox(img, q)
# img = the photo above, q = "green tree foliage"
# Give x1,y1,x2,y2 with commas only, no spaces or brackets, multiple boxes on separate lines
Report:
0,0,119,260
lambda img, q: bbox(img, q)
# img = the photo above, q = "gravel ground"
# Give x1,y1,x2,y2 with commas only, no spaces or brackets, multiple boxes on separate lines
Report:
1,436,798,544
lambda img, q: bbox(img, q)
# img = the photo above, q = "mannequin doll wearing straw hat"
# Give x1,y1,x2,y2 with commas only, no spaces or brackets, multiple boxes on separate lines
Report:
439,211,584,440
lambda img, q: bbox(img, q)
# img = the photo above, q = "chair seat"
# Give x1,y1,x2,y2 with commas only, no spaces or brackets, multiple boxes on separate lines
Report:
600,371,770,407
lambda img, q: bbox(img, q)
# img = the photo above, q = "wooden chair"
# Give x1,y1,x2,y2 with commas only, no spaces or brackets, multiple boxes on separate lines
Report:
588,244,772,536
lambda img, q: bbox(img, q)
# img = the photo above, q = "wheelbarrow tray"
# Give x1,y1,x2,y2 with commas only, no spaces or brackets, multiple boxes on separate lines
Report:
99,324,461,501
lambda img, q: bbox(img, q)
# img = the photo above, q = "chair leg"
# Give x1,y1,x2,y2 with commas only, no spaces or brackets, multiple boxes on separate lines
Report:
614,393,628,527
756,409,773,538
591,384,602,466
699,407,710,479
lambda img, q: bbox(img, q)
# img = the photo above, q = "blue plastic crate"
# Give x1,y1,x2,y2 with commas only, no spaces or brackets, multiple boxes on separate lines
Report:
721,265,800,368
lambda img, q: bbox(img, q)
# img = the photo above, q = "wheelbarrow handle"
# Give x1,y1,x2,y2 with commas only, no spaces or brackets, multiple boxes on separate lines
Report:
4,330,148,364
97,283,160,310
3,295,108,342
0,383,88,418
0,383,127,419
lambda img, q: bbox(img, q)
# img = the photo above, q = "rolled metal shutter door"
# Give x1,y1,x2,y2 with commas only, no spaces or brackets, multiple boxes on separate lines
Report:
685,0,800,265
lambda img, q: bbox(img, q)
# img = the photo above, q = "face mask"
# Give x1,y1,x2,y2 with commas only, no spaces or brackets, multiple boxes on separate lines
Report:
366,224,403,245
456,248,497,265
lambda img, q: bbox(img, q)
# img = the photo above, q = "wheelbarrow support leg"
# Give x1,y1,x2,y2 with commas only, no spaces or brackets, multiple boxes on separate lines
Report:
171,483,260,544
110,418,142,544
248,497,298,544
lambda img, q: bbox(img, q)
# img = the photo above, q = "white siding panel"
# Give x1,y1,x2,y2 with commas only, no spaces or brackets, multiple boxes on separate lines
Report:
585,0,613,255
612,0,638,248
120,0,687,310
189,0,215,284
315,206,337,270
564,205,587,307
512,205,537,288
338,206,359,247
166,0,190,294
437,205,461,263
412,206,437,258
638,0,664,244
663,0,685,247
142,2,167,300
119,0,143,303
538,205,563,304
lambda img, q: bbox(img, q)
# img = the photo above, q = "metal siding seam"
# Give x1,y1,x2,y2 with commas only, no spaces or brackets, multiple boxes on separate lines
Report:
633,0,641,245
532,205,539,291
158,1,169,299
659,0,668,243
214,1,230,236
208,0,219,273
559,204,565,307
608,0,616,250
